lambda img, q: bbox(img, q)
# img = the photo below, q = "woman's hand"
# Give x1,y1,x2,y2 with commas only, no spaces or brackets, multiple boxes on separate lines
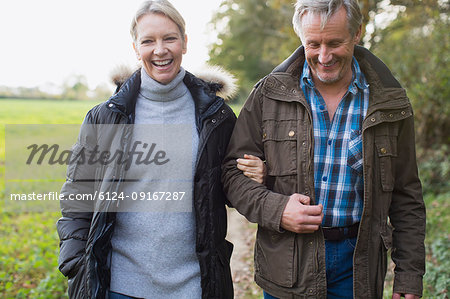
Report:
236,154,266,184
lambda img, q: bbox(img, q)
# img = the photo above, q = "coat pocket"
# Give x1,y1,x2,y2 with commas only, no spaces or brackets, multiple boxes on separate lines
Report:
375,225,393,298
375,136,398,192
262,119,297,176
67,255,88,299
254,227,297,287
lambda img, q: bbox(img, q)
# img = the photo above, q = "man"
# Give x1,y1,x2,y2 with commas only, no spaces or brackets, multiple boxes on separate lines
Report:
222,0,425,298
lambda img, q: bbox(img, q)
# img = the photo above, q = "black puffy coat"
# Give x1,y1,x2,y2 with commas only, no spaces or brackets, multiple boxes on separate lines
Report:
57,69,236,299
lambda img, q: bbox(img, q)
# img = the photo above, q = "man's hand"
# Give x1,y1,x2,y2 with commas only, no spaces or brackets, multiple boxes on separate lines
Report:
237,154,266,184
281,193,323,233
392,293,420,299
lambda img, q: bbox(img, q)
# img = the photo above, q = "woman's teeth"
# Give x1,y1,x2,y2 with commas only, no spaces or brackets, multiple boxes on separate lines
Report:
153,59,172,66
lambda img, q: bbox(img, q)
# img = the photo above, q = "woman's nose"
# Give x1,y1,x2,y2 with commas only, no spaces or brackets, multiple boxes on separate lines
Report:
154,41,168,56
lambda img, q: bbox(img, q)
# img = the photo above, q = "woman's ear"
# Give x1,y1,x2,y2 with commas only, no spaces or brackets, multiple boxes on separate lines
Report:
182,34,188,55
133,42,141,60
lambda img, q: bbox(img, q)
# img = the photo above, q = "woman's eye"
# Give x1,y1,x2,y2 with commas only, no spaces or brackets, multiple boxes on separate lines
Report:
142,40,153,44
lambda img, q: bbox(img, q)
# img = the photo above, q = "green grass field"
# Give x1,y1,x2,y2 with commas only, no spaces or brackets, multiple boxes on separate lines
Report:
0,99,101,298
0,99,448,298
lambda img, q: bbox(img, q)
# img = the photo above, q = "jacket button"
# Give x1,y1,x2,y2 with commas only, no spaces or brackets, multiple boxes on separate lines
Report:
211,119,217,124
371,117,376,122
380,147,387,154
263,133,267,139
108,103,114,108
288,130,295,137
221,109,226,114
401,111,406,115
280,85,286,91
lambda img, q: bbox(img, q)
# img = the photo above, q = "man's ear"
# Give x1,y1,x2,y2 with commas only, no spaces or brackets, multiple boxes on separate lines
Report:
354,25,362,44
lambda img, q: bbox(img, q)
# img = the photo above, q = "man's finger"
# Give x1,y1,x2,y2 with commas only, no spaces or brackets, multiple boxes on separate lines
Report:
243,154,260,160
237,158,259,167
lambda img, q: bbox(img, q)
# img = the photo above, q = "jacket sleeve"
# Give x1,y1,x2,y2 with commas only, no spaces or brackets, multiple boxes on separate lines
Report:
389,114,426,296
56,113,97,278
221,84,290,232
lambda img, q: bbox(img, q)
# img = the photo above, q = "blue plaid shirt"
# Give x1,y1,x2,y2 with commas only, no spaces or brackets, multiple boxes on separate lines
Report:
301,58,369,227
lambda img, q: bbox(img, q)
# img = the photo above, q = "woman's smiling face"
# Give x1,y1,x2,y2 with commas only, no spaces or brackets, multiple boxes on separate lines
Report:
133,13,187,84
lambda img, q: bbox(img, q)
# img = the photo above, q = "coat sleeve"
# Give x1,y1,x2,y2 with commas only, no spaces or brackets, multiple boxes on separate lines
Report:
56,113,98,278
389,114,426,296
221,84,290,232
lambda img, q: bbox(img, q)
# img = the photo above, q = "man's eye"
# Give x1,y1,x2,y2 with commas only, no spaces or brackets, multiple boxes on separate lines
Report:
165,37,177,41
142,40,153,44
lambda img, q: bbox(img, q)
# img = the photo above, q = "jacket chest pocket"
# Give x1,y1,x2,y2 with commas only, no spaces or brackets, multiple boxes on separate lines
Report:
375,135,398,192
262,119,297,176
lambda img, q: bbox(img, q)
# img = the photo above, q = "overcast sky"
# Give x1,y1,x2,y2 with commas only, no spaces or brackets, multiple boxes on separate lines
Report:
0,0,223,90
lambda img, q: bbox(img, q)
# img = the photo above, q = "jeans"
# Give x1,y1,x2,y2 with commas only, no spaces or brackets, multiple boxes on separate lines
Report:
262,237,356,299
325,237,356,298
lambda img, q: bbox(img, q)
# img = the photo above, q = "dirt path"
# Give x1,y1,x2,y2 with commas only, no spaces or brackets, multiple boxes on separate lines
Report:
226,208,261,298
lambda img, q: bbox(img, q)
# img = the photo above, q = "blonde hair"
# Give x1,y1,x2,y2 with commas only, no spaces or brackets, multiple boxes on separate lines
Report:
130,0,186,42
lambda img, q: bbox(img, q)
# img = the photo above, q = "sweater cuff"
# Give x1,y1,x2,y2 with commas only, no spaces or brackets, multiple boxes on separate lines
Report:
262,193,290,233
393,273,423,297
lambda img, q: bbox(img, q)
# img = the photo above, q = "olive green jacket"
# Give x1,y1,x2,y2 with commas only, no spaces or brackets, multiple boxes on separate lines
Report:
222,46,425,298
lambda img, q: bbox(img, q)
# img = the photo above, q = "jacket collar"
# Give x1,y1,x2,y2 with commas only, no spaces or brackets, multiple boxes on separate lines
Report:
266,46,408,110
106,68,224,127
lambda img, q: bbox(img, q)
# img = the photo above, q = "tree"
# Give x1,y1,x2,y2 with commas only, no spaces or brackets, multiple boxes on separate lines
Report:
61,75,90,100
208,0,299,101
370,0,449,148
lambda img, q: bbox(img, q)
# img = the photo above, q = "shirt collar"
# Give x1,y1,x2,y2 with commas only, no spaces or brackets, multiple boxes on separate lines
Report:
301,57,369,95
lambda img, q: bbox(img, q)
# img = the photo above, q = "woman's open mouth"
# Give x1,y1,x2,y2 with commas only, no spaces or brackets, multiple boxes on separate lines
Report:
152,59,173,68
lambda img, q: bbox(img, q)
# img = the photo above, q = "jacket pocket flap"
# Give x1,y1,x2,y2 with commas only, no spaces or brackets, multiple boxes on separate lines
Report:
375,136,398,158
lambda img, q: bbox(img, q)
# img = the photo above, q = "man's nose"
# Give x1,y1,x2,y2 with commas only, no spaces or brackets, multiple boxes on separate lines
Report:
318,46,332,64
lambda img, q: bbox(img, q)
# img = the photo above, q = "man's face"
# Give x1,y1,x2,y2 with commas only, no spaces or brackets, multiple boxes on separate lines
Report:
300,7,361,87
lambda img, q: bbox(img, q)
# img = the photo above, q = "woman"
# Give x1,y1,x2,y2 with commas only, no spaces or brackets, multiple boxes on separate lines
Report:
56,1,243,298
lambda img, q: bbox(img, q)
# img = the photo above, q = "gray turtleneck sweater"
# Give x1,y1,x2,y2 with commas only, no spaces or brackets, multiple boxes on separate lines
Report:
110,68,201,298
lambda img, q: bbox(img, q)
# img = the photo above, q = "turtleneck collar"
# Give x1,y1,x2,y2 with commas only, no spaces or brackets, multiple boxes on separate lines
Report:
139,67,188,102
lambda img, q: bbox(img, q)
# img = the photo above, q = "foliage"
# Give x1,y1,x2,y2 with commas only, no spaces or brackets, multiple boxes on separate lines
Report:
422,192,450,298
0,75,114,101
208,0,300,101
371,0,450,149
417,145,450,194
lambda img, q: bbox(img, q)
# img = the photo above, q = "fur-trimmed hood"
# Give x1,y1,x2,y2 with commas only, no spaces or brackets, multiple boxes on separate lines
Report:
110,64,237,100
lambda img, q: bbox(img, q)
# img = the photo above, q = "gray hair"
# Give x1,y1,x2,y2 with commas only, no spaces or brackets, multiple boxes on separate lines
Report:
292,0,363,38
130,0,186,43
